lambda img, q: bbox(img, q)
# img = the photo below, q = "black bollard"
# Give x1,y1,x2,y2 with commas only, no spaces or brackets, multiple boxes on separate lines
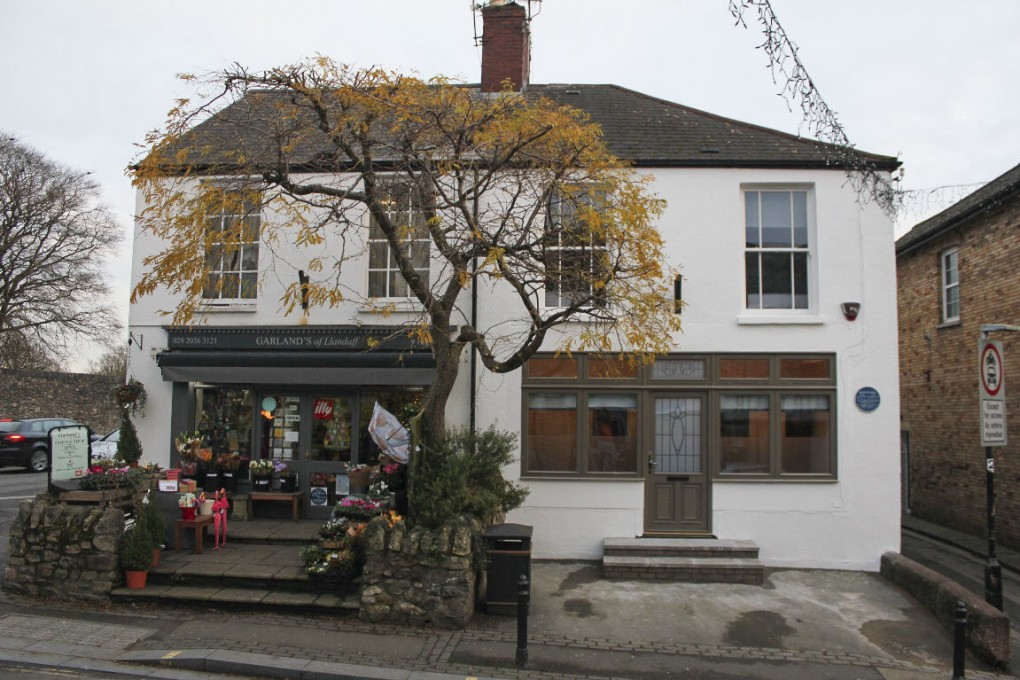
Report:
953,600,967,679
516,573,529,669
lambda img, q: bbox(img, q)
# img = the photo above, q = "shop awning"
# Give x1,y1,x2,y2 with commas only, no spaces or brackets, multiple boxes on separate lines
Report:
156,350,435,386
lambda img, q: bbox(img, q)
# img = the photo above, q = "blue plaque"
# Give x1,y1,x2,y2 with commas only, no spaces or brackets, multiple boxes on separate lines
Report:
855,387,880,413
310,486,328,506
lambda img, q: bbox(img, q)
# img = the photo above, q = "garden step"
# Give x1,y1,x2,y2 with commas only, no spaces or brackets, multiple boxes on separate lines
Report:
111,583,360,613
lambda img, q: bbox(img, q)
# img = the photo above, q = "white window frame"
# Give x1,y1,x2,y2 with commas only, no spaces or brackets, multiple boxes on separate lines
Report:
543,187,608,309
742,187,814,312
940,247,960,324
367,179,432,300
202,188,260,304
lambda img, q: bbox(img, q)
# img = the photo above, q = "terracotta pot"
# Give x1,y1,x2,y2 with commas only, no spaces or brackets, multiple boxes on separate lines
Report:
124,570,148,589
151,547,160,568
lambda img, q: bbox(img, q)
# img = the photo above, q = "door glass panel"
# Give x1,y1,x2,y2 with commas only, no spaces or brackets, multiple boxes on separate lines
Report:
259,395,301,460
653,397,702,474
195,387,253,457
309,397,354,462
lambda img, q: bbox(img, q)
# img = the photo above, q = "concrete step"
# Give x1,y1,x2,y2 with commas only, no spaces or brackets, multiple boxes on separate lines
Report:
111,582,360,613
603,537,760,559
602,554,765,585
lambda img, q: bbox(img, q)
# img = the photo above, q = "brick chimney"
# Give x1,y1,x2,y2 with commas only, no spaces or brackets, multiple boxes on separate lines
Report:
480,1,530,93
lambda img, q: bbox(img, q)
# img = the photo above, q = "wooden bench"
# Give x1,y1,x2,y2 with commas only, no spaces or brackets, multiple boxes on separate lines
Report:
175,514,214,554
248,491,304,521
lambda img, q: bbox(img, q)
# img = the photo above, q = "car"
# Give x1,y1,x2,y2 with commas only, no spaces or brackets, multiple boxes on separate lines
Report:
90,428,120,460
0,418,85,472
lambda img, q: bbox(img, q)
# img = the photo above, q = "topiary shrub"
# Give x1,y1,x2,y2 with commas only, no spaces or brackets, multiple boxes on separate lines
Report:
409,426,529,529
118,524,153,572
116,411,143,464
137,495,166,548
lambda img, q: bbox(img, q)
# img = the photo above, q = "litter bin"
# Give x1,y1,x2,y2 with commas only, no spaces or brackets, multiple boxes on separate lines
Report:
484,523,533,615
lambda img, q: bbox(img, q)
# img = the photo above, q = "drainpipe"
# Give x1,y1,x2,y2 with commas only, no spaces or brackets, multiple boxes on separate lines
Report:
470,169,480,434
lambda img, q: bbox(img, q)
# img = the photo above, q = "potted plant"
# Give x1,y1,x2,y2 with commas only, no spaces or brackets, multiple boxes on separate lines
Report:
119,524,153,589
175,431,203,478
249,459,274,492
111,378,147,415
275,460,296,492
137,494,167,567
214,452,241,492
116,412,143,467
179,492,198,520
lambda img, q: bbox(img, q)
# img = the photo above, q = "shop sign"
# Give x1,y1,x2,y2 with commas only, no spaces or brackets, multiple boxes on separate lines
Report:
166,326,431,351
48,425,90,491
313,399,334,420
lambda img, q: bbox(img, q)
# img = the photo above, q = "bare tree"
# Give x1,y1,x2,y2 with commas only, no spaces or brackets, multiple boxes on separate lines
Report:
0,135,122,352
0,331,60,371
87,343,127,380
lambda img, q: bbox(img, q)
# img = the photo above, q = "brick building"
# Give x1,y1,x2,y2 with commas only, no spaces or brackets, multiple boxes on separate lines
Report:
897,161,1020,544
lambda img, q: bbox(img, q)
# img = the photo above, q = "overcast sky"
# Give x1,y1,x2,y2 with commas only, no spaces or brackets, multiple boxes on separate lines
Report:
3,0,1018,370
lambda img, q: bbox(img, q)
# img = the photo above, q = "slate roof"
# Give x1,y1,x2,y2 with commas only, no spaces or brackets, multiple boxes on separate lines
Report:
896,161,1020,255
169,83,899,173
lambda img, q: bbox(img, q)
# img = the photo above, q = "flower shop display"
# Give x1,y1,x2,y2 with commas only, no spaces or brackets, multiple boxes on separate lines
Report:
249,459,274,491
214,453,241,492
179,492,198,520
332,496,386,522
175,431,204,478
345,463,375,493
275,460,296,492
197,492,215,516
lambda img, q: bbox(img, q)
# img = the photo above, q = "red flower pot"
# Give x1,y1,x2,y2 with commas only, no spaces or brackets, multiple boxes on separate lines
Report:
124,570,148,589
181,506,196,521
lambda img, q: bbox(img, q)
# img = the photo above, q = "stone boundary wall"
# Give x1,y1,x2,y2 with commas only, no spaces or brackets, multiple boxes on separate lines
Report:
3,496,125,600
880,551,1010,668
359,517,482,628
0,369,122,435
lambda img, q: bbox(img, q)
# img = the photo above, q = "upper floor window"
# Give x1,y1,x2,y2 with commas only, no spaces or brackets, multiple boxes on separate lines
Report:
203,188,260,302
941,247,960,323
744,189,810,310
544,188,608,308
368,180,432,299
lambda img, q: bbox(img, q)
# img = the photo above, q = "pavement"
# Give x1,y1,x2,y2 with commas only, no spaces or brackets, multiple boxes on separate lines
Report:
0,519,1018,680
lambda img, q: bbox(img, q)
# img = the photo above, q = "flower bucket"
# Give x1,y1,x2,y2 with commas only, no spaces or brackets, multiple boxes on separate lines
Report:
124,570,147,589
221,472,237,493
253,476,272,492
279,476,296,493
180,506,197,521
204,472,221,493
198,499,215,516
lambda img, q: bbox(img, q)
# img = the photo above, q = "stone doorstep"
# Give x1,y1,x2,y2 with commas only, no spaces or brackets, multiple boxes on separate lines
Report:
602,555,765,585
602,537,760,559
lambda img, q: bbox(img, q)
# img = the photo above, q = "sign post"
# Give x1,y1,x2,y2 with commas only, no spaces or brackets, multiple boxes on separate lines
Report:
979,337,1007,610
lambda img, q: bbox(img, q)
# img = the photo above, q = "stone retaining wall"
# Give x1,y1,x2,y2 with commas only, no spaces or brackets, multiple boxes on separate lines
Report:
3,496,125,600
880,551,1010,668
359,517,482,628
0,369,122,435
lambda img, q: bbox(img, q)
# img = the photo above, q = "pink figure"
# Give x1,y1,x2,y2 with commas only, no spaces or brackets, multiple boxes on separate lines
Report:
213,489,229,549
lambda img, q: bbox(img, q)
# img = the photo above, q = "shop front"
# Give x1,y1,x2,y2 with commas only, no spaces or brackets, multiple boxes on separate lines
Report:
157,326,430,519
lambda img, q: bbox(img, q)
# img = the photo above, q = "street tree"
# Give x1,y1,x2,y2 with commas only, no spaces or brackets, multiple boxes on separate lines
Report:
88,343,128,379
132,59,681,458
0,135,122,352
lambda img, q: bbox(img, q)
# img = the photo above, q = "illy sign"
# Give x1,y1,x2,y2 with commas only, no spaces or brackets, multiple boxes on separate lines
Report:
980,339,1007,447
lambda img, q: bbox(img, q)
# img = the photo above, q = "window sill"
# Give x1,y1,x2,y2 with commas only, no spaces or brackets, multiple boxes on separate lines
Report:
737,313,825,326
520,473,642,481
937,320,962,330
198,302,257,313
714,475,837,483
358,301,424,314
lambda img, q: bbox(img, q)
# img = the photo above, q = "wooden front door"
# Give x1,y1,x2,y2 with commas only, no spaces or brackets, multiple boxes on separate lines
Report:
643,394,710,535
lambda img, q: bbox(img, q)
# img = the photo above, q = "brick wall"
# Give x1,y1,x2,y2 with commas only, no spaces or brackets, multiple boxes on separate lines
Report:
0,369,122,435
898,192,1020,545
